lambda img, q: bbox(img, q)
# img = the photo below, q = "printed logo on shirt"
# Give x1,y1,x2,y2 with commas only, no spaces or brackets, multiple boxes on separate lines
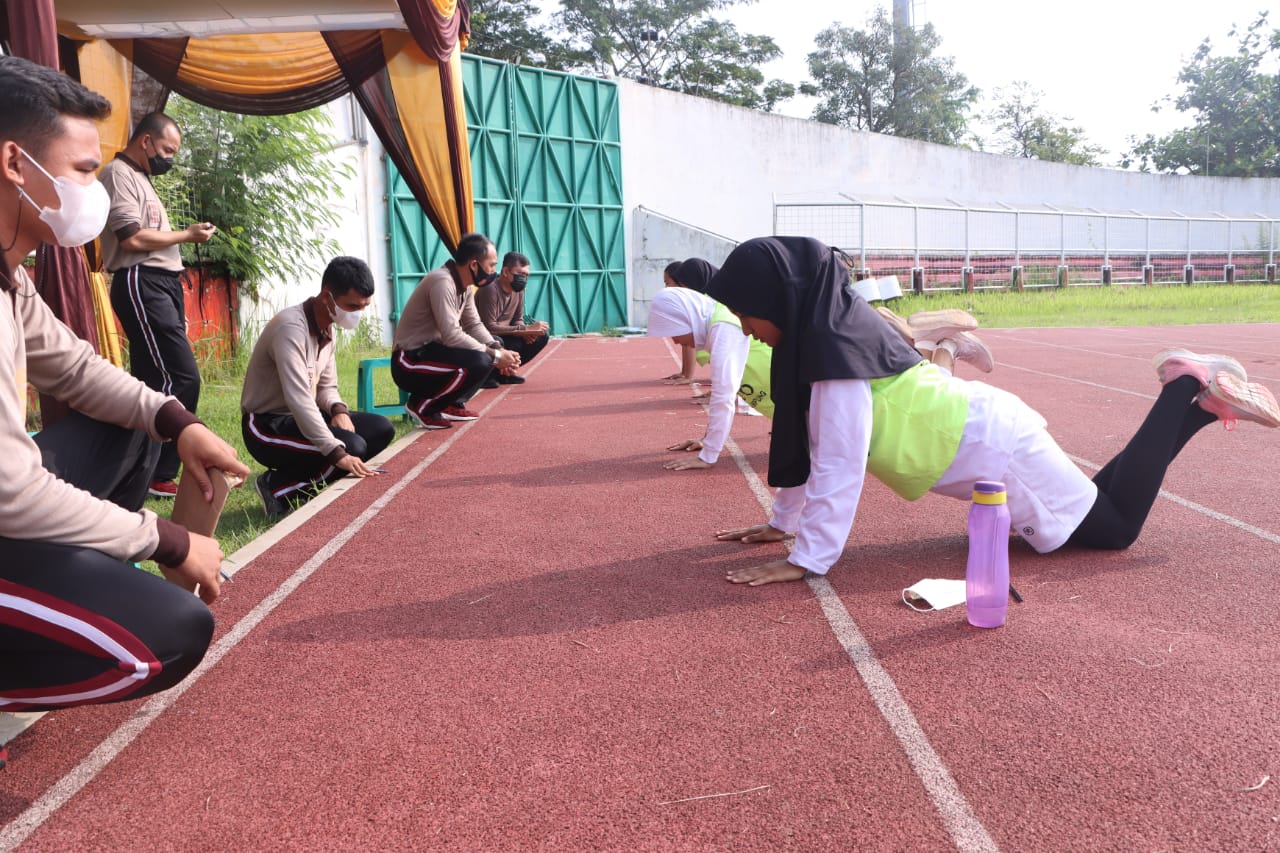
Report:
738,383,768,411
144,201,162,230
1022,526,1035,536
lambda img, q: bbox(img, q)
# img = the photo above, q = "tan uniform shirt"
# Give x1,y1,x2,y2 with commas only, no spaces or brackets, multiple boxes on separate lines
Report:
98,153,182,273
0,267,185,562
240,299,347,459
392,266,498,353
475,282,527,336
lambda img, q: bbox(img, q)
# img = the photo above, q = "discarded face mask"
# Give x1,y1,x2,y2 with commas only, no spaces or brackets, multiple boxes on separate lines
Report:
901,578,967,612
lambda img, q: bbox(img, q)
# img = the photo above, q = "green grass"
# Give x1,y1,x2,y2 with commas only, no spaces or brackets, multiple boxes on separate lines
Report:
889,282,1280,328
145,281,1279,564
142,338,415,566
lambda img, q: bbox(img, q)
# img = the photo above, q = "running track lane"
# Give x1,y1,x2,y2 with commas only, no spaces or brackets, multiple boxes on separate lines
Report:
3,326,1279,850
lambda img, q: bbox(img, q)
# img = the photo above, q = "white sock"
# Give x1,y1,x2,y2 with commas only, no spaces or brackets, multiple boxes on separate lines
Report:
938,339,959,359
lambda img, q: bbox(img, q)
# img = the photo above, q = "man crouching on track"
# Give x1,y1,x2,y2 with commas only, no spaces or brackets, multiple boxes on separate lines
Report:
0,56,249,711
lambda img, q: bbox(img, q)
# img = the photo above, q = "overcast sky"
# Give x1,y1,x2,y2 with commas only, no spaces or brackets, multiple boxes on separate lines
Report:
723,0,1271,165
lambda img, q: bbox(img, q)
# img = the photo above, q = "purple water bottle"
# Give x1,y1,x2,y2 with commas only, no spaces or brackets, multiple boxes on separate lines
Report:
966,480,1010,628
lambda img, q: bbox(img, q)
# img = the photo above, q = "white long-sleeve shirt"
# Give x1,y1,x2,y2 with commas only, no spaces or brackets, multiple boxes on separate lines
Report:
698,321,752,464
766,376,1097,572
767,379,874,572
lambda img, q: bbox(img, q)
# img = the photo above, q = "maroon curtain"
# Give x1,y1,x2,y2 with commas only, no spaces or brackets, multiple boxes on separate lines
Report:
325,30,461,254
396,0,470,62
6,0,101,427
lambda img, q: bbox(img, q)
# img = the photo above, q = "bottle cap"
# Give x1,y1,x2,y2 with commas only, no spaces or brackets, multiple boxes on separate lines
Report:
972,480,1007,504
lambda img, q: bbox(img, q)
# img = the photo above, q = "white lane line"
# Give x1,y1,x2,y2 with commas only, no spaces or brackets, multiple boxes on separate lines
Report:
722,431,999,853
662,339,999,853
1068,454,1280,546
0,342,564,851
998,363,1157,399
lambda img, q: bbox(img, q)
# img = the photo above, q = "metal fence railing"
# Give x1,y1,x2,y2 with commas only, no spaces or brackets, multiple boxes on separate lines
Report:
773,198,1280,292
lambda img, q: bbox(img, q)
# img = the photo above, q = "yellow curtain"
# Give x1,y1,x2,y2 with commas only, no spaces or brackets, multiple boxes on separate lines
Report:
382,31,473,245
88,272,123,367
177,33,343,94
76,38,133,163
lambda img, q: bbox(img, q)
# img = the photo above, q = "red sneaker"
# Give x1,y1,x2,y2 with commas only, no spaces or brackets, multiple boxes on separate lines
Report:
441,405,480,421
148,479,178,498
405,406,451,430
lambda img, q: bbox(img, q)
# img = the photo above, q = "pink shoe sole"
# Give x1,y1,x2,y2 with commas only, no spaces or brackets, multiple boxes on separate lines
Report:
1198,372,1280,430
1154,348,1246,389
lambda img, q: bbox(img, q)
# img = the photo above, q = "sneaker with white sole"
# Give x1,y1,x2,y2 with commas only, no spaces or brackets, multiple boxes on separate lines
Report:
441,405,480,421
946,331,994,373
405,406,451,430
147,478,178,498
1153,348,1247,390
908,309,979,344
1198,373,1280,430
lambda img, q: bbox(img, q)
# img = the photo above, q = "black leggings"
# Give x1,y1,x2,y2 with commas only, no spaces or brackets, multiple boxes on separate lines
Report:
1067,376,1215,549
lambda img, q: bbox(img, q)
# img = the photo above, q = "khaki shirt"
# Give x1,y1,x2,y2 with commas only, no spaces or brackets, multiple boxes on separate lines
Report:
240,299,347,459
392,265,496,353
99,153,182,272
0,267,178,561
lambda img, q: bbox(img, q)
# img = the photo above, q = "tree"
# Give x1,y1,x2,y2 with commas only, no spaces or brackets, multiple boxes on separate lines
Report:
985,81,1104,166
800,7,977,145
154,98,349,299
555,0,795,111
465,0,584,69
1122,13,1279,177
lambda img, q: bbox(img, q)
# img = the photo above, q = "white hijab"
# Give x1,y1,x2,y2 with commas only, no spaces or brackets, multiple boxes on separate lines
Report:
646,288,716,349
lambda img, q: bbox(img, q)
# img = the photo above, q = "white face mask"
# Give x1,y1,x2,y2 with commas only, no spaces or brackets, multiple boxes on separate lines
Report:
327,294,363,331
16,148,111,248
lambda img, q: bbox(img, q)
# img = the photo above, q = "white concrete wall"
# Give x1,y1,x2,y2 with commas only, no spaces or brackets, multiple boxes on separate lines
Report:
239,96,392,345
256,79,1280,336
630,207,738,324
618,78,1280,323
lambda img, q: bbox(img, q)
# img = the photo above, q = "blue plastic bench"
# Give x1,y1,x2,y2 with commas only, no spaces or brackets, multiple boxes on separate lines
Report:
356,357,408,419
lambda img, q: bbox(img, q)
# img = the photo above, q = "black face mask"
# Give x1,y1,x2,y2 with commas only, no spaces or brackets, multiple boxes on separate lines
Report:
145,138,175,176
472,263,498,287
510,275,528,292
148,155,175,176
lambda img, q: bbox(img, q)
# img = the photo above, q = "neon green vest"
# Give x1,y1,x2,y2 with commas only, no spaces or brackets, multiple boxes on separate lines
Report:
696,303,775,418
867,362,969,500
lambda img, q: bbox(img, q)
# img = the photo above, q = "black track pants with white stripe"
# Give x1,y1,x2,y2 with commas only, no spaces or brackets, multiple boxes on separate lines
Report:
0,541,214,711
242,410,396,499
110,265,201,482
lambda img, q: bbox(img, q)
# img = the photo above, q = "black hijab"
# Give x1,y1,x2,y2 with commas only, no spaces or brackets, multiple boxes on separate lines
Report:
705,236,922,488
673,258,719,293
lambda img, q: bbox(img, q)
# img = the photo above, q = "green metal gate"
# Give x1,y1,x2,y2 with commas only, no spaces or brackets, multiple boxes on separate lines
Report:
387,55,626,335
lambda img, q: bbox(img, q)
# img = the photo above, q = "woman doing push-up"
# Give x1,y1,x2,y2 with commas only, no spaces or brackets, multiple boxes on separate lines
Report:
704,236,1280,586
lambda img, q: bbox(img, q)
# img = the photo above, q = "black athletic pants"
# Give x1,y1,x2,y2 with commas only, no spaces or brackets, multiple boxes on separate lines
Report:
391,343,492,419
1067,376,1216,549
1,415,212,711
110,265,201,482
498,332,549,367
243,410,395,500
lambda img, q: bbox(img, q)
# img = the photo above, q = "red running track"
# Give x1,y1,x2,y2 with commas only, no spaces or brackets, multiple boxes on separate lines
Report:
1,325,1278,851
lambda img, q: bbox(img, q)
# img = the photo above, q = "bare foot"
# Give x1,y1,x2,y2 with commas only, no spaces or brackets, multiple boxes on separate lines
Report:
715,523,787,543
727,560,807,586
